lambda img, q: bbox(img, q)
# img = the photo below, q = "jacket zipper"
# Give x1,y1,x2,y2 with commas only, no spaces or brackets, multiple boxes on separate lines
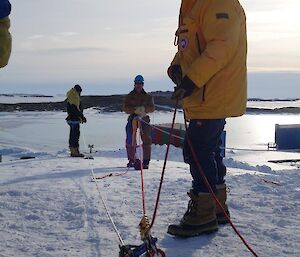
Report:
196,32,206,101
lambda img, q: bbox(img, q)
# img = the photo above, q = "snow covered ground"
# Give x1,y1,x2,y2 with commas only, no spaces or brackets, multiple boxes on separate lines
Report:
0,110,300,257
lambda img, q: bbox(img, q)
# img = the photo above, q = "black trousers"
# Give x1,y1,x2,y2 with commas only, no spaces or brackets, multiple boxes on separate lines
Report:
67,121,80,148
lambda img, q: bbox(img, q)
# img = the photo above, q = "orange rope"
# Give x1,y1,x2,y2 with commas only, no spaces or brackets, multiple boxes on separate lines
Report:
137,120,147,214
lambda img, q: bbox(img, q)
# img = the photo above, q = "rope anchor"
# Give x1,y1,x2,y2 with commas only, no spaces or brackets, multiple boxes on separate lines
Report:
88,144,94,154
119,235,166,257
139,215,150,240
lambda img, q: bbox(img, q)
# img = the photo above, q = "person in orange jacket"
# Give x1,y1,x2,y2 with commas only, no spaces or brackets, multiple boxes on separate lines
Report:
0,0,12,68
167,0,247,237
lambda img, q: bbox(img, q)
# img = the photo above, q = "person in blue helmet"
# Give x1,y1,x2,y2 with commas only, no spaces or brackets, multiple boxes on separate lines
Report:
0,0,12,68
123,75,155,169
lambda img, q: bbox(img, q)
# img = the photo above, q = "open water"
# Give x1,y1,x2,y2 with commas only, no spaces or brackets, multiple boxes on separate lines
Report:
0,110,300,153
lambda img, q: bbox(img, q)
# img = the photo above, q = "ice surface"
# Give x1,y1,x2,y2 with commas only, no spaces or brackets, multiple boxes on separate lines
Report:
0,111,299,257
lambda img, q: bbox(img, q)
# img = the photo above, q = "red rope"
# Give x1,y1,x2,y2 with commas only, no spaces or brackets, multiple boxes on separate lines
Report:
183,112,259,257
149,99,179,229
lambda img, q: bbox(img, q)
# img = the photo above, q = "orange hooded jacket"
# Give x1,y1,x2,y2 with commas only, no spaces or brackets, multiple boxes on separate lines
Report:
171,0,247,119
0,16,11,68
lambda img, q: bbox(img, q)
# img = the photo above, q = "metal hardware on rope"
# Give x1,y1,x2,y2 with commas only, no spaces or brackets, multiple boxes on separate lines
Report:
183,112,259,257
119,235,165,257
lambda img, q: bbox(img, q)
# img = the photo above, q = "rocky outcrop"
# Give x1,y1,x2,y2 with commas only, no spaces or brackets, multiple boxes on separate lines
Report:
0,93,299,114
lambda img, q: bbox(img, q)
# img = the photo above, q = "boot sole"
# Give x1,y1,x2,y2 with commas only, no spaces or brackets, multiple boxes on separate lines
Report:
217,218,230,225
216,211,230,225
167,220,218,237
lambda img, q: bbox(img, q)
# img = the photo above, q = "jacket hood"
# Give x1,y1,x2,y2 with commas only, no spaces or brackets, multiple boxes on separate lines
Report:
66,88,80,108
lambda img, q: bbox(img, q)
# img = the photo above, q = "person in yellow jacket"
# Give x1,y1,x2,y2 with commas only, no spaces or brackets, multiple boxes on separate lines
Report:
0,0,12,68
167,0,247,237
66,85,87,157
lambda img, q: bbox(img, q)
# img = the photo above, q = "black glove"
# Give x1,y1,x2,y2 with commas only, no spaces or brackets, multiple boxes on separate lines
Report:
167,64,182,85
171,76,196,100
81,116,87,123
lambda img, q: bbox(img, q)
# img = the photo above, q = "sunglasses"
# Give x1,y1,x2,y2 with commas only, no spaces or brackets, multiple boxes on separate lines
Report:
135,82,144,85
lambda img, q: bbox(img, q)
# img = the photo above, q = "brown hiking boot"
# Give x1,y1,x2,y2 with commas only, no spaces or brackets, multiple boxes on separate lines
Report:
167,191,218,237
215,183,230,224
70,147,84,157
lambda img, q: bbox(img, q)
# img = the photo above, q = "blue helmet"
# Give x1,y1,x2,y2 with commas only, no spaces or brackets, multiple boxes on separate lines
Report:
134,75,144,84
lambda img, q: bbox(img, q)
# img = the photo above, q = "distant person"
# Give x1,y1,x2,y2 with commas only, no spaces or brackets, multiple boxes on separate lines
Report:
167,0,247,237
66,84,87,157
0,0,12,68
123,75,155,169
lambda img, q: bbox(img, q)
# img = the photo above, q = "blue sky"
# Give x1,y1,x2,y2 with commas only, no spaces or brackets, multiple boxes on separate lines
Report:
1,0,300,98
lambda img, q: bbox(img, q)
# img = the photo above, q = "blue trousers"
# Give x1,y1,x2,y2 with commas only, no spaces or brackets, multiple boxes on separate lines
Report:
67,120,80,148
183,119,226,193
